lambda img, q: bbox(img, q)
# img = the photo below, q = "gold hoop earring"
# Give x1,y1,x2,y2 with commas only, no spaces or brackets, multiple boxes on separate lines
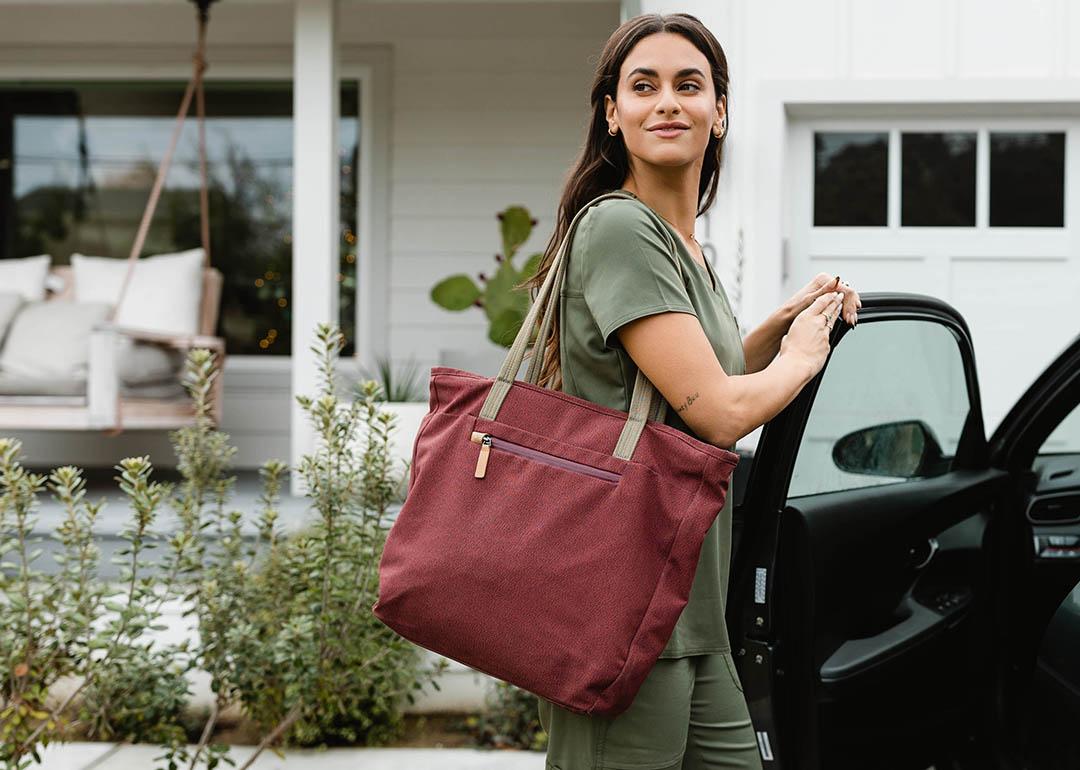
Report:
608,126,619,136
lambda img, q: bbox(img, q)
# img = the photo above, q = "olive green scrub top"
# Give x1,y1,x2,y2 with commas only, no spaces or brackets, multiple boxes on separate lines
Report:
557,190,746,659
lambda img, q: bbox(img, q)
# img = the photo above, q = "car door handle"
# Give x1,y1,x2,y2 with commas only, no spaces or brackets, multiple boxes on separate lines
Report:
908,537,939,570
819,596,946,683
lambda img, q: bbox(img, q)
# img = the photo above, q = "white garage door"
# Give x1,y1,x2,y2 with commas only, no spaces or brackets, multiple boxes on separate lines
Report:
786,117,1079,440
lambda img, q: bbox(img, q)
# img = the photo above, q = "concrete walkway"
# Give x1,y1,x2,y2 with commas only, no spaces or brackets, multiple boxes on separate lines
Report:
37,742,546,769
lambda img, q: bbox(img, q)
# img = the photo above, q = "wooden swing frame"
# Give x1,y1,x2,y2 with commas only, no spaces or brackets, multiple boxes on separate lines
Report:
0,0,225,433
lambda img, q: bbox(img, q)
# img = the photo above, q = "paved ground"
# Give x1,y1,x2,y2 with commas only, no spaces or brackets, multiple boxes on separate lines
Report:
37,743,546,769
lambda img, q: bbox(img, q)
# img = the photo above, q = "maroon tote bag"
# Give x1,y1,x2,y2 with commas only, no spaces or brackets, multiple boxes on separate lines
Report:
371,190,740,718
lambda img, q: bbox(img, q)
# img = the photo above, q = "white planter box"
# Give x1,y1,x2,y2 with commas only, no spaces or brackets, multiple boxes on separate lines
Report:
378,401,431,478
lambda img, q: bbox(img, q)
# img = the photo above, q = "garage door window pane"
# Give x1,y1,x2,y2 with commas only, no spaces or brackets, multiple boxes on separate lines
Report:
901,132,976,226
814,132,888,226
789,319,971,499
989,132,1065,227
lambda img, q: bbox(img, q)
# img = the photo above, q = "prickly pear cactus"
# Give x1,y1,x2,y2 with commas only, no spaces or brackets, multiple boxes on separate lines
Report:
430,205,545,348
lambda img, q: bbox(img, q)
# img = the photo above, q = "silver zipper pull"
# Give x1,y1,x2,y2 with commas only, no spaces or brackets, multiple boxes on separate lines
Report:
474,434,492,478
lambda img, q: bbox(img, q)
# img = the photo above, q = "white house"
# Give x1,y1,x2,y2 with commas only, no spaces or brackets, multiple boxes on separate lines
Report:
0,0,1076,475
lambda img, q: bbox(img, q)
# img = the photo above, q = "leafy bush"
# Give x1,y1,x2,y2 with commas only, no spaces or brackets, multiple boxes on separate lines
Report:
0,451,189,769
0,324,447,769
167,325,449,762
79,651,190,745
460,682,548,751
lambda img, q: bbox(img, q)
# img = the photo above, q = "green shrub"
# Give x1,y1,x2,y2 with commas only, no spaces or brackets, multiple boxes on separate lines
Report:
78,651,189,745
0,452,187,770
174,325,448,763
0,324,447,769
461,682,548,751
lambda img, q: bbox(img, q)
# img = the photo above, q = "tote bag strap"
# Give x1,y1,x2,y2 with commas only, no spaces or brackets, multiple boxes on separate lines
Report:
524,190,684,425
479,189,683,461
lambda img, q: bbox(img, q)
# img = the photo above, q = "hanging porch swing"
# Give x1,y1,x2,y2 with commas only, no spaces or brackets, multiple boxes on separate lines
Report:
0,0,225,432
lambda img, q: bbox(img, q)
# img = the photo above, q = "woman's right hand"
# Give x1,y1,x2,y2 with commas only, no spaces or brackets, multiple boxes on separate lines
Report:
779,290,844,380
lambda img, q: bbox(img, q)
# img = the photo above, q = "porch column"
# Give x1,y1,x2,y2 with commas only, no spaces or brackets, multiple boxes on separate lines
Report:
291,0,340,495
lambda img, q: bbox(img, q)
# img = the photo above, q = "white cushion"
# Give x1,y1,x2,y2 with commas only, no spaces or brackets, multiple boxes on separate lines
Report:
115,337,185,385
0,255,51,301
0,300,111,381
0,292,25,347
72,248,204,336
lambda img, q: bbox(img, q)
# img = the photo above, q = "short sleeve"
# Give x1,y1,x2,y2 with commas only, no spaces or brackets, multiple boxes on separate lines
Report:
579,200,698,351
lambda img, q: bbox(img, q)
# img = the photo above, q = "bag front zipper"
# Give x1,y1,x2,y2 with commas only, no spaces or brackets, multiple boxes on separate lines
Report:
470,430,620,483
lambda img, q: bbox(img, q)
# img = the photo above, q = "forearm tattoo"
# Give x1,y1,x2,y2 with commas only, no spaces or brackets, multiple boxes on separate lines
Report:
675,391,700,414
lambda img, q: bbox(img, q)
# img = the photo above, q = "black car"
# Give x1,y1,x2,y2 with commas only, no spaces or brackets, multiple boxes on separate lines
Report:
726,292,1080,769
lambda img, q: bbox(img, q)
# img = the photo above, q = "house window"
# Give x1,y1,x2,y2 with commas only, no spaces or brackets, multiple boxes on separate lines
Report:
813,128,1067,230
813,131,888,226
0,80,360,356
901,132,976,226
989,132,1065,227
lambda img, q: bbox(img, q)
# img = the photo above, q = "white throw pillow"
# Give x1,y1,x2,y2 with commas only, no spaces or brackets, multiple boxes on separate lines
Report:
0,255,51,301
72,248,204,336
0,300,111,381
115,336,185,386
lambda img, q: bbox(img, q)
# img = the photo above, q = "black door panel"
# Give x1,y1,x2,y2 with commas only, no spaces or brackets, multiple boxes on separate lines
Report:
818,594,952,683
1022,579,1080,770
770,471,1005,768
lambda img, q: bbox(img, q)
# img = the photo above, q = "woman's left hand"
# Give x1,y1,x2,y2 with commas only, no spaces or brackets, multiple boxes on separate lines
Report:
786,272,862,327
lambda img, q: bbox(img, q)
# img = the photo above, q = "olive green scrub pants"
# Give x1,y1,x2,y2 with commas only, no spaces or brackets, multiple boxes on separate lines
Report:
537,651,763,770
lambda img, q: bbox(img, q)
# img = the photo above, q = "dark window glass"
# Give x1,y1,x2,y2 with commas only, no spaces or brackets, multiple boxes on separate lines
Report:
990,132,1065,227
901,132,976,226
814,131,888,226
0,80,360,355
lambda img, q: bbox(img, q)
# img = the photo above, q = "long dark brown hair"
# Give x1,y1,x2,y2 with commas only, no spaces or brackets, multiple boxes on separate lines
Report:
517,12,731,391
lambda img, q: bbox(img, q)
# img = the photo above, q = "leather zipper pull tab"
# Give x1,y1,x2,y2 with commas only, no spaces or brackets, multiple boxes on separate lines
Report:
474,434,492,478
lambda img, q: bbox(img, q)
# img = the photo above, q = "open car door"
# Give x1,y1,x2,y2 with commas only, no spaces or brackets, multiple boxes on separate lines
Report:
727,291,1080,769
987,329,1080,769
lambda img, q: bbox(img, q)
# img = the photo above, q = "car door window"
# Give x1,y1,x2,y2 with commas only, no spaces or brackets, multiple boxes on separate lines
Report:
1039,403,1080,454
789,319,972,498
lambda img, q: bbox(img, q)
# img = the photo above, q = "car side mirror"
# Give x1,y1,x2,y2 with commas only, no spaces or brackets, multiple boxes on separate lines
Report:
832,419,947,478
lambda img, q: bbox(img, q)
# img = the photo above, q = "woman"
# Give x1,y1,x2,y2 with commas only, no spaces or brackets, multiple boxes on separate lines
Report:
519,12,863,770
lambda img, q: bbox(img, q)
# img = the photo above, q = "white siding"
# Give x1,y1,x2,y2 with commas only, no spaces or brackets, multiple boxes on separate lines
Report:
643,0,1080,447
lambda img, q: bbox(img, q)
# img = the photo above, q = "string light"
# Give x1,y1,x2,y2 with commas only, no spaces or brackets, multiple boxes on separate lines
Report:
258,328,278,350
